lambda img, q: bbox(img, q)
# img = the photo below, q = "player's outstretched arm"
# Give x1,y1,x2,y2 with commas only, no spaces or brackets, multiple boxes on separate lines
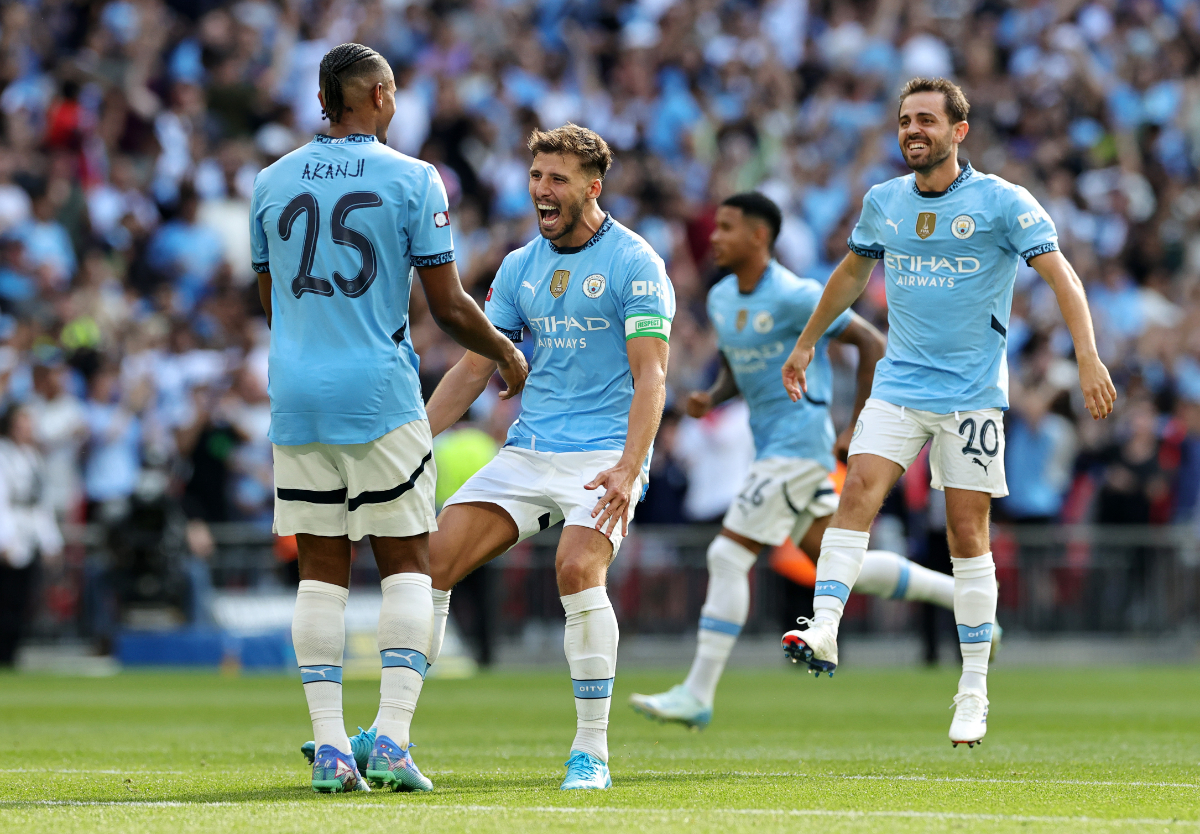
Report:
1028,250,1116,420
783,252,877,401
687,353,738,418
416,261,528,399
425,350,500,437
586,336,669,537
831,313,886,461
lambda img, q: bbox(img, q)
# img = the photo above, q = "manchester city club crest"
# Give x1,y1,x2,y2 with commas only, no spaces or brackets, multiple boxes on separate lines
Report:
916,212,936,239
583,273,606,298
736,309,749,331
952,214,976,239
550,269,570,298
753,311,774,333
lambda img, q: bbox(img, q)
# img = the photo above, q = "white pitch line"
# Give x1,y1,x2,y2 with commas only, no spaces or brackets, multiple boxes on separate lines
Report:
631,770,1200,790
3,801,1199,826
0,770,185,775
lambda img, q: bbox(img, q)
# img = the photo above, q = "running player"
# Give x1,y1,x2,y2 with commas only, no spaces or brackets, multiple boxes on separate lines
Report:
413,124,671,791
780,78,1115,747
251,43,527,793
629,192,988,730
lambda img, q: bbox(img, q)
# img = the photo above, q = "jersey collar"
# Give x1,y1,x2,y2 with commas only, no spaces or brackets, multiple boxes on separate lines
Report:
312,133,378,145
548,213,614,255
912,160,973,198
736,260,775,296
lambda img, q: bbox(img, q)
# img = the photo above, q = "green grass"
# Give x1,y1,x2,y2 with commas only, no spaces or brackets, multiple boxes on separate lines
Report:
1,664,1198,833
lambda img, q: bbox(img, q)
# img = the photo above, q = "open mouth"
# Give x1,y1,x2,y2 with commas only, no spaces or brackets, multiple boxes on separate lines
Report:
906,139,929,154
537,203,561,227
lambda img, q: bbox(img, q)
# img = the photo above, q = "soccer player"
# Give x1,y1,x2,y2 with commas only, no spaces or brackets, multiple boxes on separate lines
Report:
414,124,672,790
780,78,1115,747
251,43,527,793
629,192,988,730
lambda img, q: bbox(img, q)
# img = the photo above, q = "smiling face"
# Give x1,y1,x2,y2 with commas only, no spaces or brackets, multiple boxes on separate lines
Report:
528,152,601,242
897,90,967,175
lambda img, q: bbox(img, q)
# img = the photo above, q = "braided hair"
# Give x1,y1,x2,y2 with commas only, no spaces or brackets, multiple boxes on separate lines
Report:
319,43,385,123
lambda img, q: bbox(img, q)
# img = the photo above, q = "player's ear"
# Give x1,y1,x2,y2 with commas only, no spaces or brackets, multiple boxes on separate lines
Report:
954,120,970,145
588,176,603,201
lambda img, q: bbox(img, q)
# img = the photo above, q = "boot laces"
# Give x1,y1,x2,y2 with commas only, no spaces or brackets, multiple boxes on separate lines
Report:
951,691,988,722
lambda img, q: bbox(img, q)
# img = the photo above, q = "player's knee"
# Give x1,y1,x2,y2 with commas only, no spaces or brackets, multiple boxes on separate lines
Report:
556,555,603,595
946,518,990,558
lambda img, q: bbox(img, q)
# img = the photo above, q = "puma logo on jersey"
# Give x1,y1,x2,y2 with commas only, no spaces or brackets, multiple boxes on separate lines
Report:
971,457,991,475
885,218,902,234
522,280,541,295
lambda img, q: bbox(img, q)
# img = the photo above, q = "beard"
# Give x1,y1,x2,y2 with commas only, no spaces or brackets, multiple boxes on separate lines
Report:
903,133,954,176
539,192,588,242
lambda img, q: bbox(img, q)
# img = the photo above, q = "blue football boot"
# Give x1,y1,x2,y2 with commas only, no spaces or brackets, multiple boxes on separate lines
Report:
364,735,433,792
560,750,611,790
629,684,712,730
310,744,370,793
302,726,375,772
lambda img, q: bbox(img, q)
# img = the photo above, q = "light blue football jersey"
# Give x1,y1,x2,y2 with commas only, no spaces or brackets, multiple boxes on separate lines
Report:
485,214,675,456
708,261,851,471
847,162,1058,412
249,134,454,445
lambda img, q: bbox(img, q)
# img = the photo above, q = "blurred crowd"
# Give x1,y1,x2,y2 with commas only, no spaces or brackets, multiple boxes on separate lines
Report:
0,0,1199,647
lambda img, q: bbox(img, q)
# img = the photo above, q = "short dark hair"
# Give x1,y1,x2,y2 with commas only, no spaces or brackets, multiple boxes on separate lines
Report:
898,77,970,124
721,192,782,246
528,124,613,180
319,43,391,124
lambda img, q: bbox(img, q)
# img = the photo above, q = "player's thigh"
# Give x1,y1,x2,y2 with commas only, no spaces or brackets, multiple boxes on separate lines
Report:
839,399,926,528
335,419,438,542
552,450,648,558
929,409,1008,499
429,502,520,591
273,442,348,538
555,524,616,596
724,457,831,548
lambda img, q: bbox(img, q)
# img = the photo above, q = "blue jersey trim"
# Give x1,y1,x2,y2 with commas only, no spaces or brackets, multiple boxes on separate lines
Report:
311,133,377,145
1021,241,1058,263
505,435,621,454
912,161,974,197
411,251,455,267
848,239,884,259
548,213,614,255
497,327,523,343
957,623,993,644
573,678,615,699
252,261,270,274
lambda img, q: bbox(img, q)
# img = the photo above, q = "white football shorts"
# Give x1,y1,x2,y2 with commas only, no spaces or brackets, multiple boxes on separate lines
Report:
442,446,648,555
273,419,438,541
721,456,839,547
848,398,1007,497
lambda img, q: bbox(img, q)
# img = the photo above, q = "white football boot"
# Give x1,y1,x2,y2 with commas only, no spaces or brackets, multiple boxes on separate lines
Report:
781,617,839,677
629,684,712,730
949,691,989,747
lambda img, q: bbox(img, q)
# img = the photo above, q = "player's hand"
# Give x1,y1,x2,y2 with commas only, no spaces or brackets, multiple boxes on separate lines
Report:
585,461,639,538
833,423,854,463
782,342,815,402
685,390,713,419
496,346,529,400
1078,354,1117,420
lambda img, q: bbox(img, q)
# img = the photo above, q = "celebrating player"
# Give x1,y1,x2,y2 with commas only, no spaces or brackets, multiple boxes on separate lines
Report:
401,124,672,791
251,43,527,793
780,78,1115,747
629,192,993,731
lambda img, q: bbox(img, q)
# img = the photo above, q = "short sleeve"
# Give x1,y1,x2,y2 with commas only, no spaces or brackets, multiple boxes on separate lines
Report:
621,251,675,342
249,173,270,274
1003,186,1059,263
847,190,886,259
407,164,455,267
484,255,526,342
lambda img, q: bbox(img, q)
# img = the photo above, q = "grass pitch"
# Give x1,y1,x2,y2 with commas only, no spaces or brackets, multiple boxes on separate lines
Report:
1,663,1198,833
